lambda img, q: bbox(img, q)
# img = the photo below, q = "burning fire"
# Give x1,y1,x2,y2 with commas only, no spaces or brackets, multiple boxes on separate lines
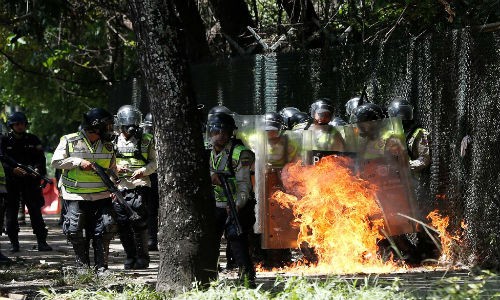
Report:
427,210,463,262
271,155,399,274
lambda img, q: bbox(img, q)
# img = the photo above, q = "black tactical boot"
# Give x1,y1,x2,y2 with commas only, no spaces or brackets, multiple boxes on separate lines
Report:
8,233,20,253
72,239,90,269
37,236,53,252
0,251,11,264
93,237,112,277
134,229,150,269
119,229,137,270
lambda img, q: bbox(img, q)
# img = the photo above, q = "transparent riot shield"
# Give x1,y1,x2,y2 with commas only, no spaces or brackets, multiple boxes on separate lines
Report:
235,115,266,235
260,129,303,249
302,124,357,165
354,117,418,236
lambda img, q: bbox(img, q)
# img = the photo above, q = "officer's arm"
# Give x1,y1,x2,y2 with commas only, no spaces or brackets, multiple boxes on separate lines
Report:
142,139,158,176
51,136,82,170
410,130,431,171
234,149,254,209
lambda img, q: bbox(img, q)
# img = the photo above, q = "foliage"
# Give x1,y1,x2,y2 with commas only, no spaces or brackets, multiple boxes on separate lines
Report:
0,1,137,148
0,0,499,147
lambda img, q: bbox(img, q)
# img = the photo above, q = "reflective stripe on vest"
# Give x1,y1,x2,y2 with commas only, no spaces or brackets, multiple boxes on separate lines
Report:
62,132,113,194
210,144,246,203
115,133,152,177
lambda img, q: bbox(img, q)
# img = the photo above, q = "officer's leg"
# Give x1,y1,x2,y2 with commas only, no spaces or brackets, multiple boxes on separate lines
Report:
0,194,6,235
63,200,90,269
114,191,137,269
131,188,149,269
93,198,116,274
227,233,255,284
23,184,52,251
147,174,159,251
5,185,20,252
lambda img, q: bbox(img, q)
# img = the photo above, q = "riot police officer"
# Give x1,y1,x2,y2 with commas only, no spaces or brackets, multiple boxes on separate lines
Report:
278,107,301,130
345,97,361,123
51,108,117,274
1,112,52,252
387,98,436,262
208,112,256,285
290,111,313,130
140,112,159,251
309,98,345,152
387,98,430,172
114,105,157,269
0,132,11,263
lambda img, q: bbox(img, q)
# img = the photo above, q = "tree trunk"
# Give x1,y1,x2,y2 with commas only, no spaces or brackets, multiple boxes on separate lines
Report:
127,0,218,292
174,0,212,63
277,0,323,47
208,0,257,55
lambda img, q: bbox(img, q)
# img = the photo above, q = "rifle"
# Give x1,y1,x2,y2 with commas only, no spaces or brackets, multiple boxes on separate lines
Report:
215,171,243,238
91,162,140,221
0,155,53,188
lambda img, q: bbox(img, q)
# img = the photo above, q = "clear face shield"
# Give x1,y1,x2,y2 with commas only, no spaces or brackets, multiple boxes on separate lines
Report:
207,124,232,148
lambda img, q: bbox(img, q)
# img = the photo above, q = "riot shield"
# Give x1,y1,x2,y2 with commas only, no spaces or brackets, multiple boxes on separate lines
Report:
354,117,418,236
235,115,266,235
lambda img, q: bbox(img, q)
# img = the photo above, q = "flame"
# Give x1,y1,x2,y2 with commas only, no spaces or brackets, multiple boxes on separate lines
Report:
427,210,463,262
271,155,399,274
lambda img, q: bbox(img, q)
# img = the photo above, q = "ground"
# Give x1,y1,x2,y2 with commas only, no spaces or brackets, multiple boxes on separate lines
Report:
1,215,500,299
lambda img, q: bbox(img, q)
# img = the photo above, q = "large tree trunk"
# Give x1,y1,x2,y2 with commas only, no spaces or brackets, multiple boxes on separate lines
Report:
277,0,323,47
208,0,257,55
174,0,212,63
128,0,218,292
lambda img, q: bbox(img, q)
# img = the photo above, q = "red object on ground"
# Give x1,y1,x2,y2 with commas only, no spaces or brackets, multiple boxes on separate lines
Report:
42,178,61,215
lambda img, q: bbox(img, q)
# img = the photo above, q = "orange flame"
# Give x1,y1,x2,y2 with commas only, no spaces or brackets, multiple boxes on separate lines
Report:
271,155,399,274
427,210,463,262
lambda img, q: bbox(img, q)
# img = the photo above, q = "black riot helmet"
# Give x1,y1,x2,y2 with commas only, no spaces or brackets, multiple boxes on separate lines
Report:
329,117,347,127
142,112,153,134
290,111,313,129
345,97,360,119
310,98,334,118
279,107,300,130
206,112,237,134
7,112,28,128
144,112,153,126
352,103,384,123
81,108,115,141
116,105,142,137
387,98,413,121
207,105,232,119
265,112,285,131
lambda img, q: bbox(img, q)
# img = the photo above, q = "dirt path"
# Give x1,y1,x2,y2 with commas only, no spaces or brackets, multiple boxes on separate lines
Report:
1,215,500,299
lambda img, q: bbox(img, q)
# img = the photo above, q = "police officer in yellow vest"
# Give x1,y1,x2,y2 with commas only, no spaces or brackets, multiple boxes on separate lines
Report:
114,105,157,269
387,98,436,262
309,98,346,152
51,108,117,274
387,98,430,172
208,112,256,285
140,112,160,251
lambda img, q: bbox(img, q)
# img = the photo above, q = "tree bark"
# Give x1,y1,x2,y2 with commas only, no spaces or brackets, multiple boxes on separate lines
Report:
208,0,257,55
174,0,212,63
277,0,323,47
127,0,218,292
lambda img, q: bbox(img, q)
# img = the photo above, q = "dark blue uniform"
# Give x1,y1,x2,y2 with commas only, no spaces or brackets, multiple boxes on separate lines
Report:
1,131,49,251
